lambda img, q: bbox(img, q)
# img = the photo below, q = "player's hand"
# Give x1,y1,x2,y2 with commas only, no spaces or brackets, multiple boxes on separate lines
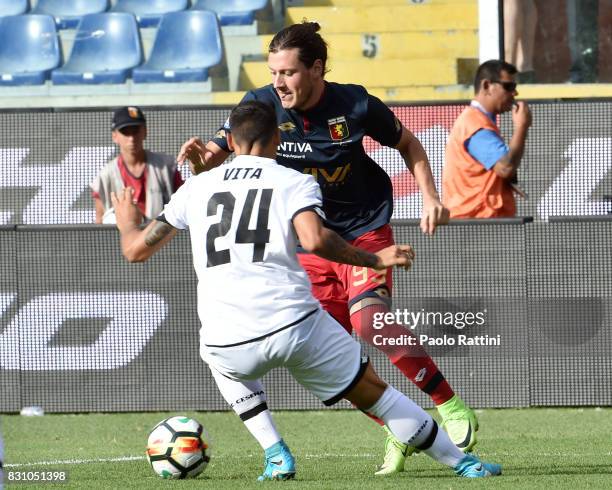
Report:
420,200,449,236
512,101,532,130
111,187,143,233
374,244,415,271
177,137,208,175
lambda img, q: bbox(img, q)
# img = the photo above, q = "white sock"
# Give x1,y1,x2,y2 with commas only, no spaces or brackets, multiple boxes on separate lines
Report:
368,386,433,446
209,366,281,450
420,423,465,468
243,410,282,451
368,386,464,468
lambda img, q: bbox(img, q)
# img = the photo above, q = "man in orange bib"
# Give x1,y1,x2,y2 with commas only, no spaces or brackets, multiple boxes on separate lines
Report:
443,60,532,218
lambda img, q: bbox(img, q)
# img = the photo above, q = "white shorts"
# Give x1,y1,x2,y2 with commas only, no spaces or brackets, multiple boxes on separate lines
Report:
200,308,368,405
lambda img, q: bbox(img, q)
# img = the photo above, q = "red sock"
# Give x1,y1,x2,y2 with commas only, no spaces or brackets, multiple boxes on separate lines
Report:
351,305,455,406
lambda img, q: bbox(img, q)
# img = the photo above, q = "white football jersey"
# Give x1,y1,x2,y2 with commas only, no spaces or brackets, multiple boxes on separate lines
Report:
161,155,323,347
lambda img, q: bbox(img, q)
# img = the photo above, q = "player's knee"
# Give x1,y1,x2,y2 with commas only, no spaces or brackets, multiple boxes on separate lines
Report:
348,288,391,318
349,293,392,341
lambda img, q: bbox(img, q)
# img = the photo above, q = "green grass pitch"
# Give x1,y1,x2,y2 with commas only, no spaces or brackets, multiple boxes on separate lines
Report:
3,408,611,489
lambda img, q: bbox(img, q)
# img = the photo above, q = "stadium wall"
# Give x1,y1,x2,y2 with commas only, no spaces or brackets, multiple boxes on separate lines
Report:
0,218,610,413
0,100,611,225
1,100,611,412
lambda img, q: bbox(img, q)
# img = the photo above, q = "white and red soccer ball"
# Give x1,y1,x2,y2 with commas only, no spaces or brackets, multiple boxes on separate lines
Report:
146,416,211,479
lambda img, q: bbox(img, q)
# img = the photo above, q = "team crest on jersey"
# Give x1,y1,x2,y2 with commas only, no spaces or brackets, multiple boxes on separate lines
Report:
278,121,296,132
328,116,349,141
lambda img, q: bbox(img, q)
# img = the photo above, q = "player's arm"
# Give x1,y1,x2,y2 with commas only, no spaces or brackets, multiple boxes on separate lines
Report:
176,138,230,175
111,187,177,263
293,210,414,271
365,94,448,235
395,126,449,235
177,92,259,174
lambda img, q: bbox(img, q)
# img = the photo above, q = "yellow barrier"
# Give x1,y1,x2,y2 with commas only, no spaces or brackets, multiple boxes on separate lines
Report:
240,58,473,89
285,4,478,32
294,0,475,6
260,30,477,60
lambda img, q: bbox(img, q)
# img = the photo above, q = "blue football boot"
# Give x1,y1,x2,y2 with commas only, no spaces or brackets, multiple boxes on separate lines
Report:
257,440,296,481
454,453,502,478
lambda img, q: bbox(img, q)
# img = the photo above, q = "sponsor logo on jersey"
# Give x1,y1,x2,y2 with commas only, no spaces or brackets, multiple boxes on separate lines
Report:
328,116,349,141
278,121,296,132
277,141,313,159
303,163,351,184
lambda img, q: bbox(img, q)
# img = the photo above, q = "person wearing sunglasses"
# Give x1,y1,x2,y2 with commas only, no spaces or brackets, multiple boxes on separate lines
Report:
442,59,532,218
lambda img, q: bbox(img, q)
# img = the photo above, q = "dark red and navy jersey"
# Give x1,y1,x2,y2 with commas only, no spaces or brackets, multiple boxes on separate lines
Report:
211,82,403,240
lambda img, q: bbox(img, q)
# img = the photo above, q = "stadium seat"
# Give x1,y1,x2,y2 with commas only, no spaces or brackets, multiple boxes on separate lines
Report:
31,0,109,30
132,10,222,83
0,14,60,85
0,0,29,17
191,0,268,26
51,13,142,85
112,0,189,28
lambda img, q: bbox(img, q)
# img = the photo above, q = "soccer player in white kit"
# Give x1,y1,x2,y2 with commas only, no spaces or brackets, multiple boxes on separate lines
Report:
112,100,501,481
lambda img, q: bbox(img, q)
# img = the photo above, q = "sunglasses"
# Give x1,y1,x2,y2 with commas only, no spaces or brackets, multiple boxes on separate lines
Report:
491,80,517,92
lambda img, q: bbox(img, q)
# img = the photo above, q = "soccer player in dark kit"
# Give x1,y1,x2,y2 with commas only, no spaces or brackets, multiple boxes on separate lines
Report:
178,22,479,475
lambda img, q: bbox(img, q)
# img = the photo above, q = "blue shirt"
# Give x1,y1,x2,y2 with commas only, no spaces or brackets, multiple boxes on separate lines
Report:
465,101,509,170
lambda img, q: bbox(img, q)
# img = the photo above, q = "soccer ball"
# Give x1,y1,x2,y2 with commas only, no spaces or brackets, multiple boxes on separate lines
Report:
146,416,211,479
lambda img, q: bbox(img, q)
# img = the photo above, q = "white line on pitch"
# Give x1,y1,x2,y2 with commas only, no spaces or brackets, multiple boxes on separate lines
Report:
8,450,609,469
4,453,377,468
4,455,146,468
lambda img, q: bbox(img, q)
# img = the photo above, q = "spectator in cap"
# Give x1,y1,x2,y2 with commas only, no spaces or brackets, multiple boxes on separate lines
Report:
91,106,183,224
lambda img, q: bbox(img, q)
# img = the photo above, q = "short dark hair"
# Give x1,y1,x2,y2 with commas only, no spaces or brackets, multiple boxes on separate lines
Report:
229,100,277,148
474,60,518,93
268,21,328,74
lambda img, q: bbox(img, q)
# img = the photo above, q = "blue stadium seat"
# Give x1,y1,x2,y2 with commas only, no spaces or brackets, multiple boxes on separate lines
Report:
0,0,29,17
191,0,268,26
51,13,142,85
112,0,189,28
32,0,109,29
132,10,222,83
0,14,60,85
